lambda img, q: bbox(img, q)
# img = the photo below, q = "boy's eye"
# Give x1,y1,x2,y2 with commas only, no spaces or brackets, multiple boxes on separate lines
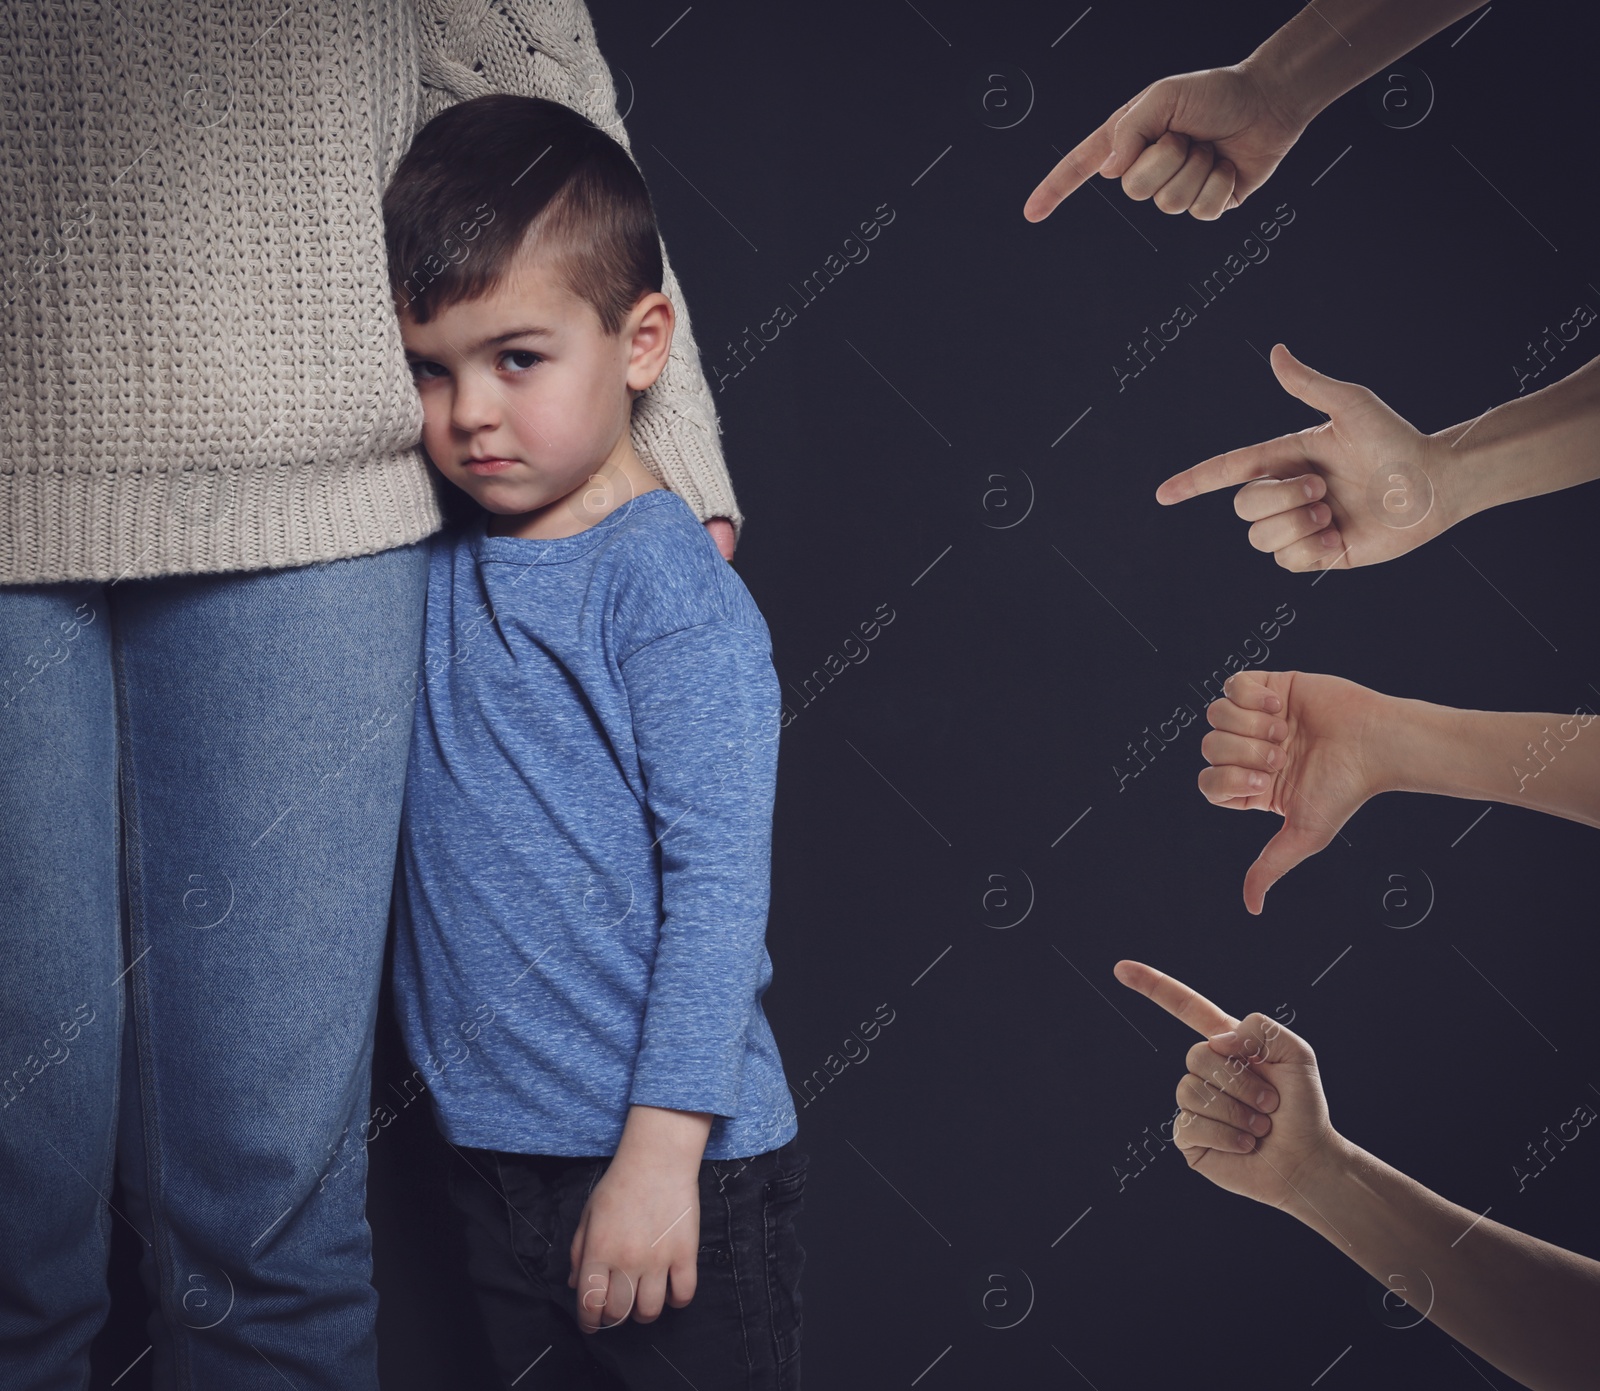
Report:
501,350,542,372
409,359,445,381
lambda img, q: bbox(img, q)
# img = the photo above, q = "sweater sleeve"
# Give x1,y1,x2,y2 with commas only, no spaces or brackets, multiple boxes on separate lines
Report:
410,0,744,541
618,617,782,1116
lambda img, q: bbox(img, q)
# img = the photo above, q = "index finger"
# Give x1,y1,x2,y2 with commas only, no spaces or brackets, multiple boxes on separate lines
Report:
575,1263,610,1332
1023,97,1136,221
1155,434,1311,505
1113,959,1240,1038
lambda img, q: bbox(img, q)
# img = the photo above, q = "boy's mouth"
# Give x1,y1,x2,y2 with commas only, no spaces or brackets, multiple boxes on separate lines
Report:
464,457,520,475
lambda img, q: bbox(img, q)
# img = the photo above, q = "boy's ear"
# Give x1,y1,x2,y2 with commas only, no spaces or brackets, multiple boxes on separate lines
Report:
624,291,674,395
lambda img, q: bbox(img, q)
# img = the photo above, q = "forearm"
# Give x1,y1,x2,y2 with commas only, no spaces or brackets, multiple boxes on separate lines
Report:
1376,696,1600,828
624,623,779,1109
1245,0,1483,129
1430,354,1600,525
1286,1138,1600,1390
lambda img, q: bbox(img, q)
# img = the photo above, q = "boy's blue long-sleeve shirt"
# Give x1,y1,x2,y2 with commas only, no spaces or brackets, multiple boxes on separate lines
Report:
392,488,798,1160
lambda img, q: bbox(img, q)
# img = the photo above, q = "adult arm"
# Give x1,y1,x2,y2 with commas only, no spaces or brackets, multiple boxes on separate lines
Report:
1025,0,1486,222
1156,346,1600,572
1115,961,1600,1391
1199,670,1600,912
1375,697,1600,828
1245,0,1488,131
1432,349,1600,524
411,0,743,550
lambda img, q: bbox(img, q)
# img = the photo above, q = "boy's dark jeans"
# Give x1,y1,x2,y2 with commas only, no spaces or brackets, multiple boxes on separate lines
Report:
447,1137,807,1390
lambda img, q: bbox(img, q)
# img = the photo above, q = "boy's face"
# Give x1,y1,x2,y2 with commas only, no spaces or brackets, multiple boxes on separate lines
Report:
398,245,671,523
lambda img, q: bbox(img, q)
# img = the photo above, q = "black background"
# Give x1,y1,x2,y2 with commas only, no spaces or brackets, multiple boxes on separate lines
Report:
96,2,1600,1387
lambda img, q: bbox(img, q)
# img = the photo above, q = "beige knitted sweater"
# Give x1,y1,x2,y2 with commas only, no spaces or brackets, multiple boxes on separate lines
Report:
0,0,740,586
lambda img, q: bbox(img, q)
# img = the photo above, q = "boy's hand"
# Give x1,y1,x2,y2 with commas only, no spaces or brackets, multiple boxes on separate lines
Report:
1157,344,1448,570
567,1105,712,1332
1200,670,1387,913
1113,960,1345,1210
1024,64,1307,222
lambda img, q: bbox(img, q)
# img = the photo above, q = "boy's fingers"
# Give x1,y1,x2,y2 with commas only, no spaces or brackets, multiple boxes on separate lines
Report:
1113,960,1239,1038
632,1271,668,1324
668,1257,698,1308
575,1263,609,1332
1206,700,1285,743
1233,473,1326,523
1197,764,1271,805
1249,502,1334,556
597,1266,636,1330
1156,434,1310,504
1200,729,1284,774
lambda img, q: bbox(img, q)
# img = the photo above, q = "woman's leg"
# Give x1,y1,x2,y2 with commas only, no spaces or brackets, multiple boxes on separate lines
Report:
0,584,122,1391
109,540,428,1389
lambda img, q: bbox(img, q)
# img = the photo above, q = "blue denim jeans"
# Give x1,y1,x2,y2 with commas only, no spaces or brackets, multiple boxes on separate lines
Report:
0,541,429,1390
447,1138,807,1389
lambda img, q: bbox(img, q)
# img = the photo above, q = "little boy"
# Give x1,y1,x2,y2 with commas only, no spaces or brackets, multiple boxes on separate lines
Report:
381,95,804,1389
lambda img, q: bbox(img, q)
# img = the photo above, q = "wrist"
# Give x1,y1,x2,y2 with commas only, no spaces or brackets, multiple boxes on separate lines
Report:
1240,22,1339,134
1428,358,1600,522
1278,1131,1359,1229
1352,682,1413,800
1388,697,1508,802
1422,418,1497,533
612,1104,712,1177
1366,687,1479,800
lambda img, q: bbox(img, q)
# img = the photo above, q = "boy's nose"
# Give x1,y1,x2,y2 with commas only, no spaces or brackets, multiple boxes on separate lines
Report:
450,372,505,432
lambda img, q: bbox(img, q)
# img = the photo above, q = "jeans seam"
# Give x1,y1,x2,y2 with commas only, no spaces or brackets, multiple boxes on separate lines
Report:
88,589,123,1391
494,1154,545,1296
112,613,188,1389
764,1160,803,1372
715,1175,756,1387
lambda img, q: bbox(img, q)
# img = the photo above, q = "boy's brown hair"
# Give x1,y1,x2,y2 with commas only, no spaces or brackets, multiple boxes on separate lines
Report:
382,94,663,336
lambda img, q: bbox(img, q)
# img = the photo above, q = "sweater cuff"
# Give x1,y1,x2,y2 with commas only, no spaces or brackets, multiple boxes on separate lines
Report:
630,393,744,542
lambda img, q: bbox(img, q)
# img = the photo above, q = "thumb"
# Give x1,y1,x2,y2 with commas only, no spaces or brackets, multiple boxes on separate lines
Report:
1209,1010,1314,1069
1100,79,1176,177
1268,344,1362,417
1244,818,1336,915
